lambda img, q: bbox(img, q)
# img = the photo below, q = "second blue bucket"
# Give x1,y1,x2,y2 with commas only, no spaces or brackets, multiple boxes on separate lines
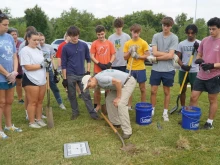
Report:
135,102,152,126
182,106,202,130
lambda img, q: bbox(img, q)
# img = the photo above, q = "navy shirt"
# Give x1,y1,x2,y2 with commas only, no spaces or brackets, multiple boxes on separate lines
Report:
61,41,91,76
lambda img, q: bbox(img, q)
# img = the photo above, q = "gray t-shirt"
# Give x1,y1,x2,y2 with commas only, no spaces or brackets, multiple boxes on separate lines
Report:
41,44,55,69
95,69,129,90
151,32,179,72
108,32,131,67
177,39,201,73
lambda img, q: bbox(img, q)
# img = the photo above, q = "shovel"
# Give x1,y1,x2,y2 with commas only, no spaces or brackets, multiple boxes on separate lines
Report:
45,62,54,128
170,41,199,114
98,111,136,152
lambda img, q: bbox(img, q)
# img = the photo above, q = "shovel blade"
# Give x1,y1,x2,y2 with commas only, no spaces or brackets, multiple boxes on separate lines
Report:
170,95,180,114
46,107,54,129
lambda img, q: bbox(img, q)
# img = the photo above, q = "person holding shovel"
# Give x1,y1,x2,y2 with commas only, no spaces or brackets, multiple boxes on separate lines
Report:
61,26,99,120
190,17,220,129
176,24,201,111
38,32,66,110
82,69,137,139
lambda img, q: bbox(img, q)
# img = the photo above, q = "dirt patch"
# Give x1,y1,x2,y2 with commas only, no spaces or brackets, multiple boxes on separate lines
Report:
120,143,139,155
176,135,190,150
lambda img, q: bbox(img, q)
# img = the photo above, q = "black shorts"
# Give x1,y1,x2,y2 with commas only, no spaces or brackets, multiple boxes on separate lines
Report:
22,74,37,87
193,76,220,94
16,74,23,79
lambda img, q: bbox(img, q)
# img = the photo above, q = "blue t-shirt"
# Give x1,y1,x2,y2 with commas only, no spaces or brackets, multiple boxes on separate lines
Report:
0,33,16,82
61,41,91,76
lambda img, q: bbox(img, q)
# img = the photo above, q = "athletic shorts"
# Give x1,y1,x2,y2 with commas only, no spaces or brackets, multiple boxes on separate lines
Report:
179,71,197,85
150,70,175,87
126,69,147,83
16,74,23,79
193,76,220,94
112,66,126,72
0,82,16,90
22,73,37,87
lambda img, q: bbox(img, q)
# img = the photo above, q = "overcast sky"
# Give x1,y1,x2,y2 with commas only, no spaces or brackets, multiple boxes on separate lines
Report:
2,0,220,22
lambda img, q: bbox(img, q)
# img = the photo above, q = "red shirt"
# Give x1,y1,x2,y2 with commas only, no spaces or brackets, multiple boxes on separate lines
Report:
56,41,67,58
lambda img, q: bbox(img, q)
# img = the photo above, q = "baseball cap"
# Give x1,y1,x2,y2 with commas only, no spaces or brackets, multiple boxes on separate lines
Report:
82,75,91,91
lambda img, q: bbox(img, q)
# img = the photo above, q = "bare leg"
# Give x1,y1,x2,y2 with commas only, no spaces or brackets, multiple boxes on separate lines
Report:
189,90,202,106
180,83,187,107
36,85,46,120
139,82,146,102
0,90,6,131
16,78,23,100
208,93,218,120
163,86,170,109
150,85,158,107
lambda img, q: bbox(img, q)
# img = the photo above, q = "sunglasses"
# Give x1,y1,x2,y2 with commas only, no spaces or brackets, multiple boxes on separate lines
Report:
0,13,8,18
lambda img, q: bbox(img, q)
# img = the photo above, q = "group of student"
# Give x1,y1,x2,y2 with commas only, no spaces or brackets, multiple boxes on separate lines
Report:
0,8,220,140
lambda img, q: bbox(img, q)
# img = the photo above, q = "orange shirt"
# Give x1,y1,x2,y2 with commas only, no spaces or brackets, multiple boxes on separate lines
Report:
56,41,67,58
90,40,115,73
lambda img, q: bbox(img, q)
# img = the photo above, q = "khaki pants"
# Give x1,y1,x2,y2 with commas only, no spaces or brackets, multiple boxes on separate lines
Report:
106,77,136,135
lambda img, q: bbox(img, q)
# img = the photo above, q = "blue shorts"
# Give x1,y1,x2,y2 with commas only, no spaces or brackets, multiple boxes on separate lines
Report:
126,69,147,83
150,70,175,87
0,82,16,90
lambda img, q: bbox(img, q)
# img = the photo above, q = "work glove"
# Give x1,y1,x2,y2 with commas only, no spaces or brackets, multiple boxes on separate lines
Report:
195,59,204,65
181,65,192,71
193,41,199,51
54,74,60,83
201,63,214,71
131,52,140,59
105,62,112,69
173,54,179,63
147,56,157,63
6,71,18,84
97,62,107,70
128,46,136,54
62,79,68,88
84,71,90,75
54,69,59,76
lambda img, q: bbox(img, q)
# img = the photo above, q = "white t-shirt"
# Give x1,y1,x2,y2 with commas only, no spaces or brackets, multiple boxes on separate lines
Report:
19,46,46,86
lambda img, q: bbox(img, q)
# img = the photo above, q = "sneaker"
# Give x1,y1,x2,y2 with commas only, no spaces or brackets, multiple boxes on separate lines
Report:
0,131,8,139
36,119,47,127
26,115,29,120
203,122,214,130
152,110,155,116
122,133,132,139
162,114,169,121
128,106,133,111
18,99,24,104
71,114,79,120
41,115,47,119
173,54,179,63
91,115,101,120
29,122,42,128
59,103,66,110
4,124,22,132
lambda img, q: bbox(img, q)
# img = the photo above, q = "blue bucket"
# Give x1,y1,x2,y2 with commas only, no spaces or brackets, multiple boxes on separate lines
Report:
135,102,152,125
182,106,202,130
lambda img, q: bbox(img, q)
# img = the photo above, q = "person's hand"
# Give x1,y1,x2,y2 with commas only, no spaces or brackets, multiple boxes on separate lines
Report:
113,97,120,107
54,69,59,76
57,66,62,74
195,58,204,65
193,41,199,51
62,79,68,88
131,52,140,59
84,71,90,75
97,62,107,70
94,104,101,112
40,61,50,68
105,62,112,69
201,63,214,71
6,71,18,84
147,56,157,63
181,65,192,71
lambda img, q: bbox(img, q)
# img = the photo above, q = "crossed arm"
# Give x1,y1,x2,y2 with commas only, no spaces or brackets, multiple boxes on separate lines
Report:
152,46,175,61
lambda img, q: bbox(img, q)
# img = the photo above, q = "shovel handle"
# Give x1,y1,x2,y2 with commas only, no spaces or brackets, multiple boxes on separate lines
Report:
179,48,196,94
99,111,118,133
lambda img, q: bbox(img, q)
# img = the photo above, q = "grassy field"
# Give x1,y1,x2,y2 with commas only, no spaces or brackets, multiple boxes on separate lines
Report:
1,65,220,165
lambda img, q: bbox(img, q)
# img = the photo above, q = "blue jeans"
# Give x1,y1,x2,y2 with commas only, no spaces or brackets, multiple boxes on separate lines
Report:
49,70,63,105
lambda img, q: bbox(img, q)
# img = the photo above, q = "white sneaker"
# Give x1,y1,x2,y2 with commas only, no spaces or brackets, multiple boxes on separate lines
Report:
162,114,169,121
0,131,8,139
29,122,41,128
152,110,155,116
4,124,22,132
36,119,47,127
59,103,66,110
173,54,179,63
41,115,47,119
26,115,29,120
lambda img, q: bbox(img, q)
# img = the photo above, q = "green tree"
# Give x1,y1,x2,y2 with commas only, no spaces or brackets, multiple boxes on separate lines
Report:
195,18,208,40
24,5,53,43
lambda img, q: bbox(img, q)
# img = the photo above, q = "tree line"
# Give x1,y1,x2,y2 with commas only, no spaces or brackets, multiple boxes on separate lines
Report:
2,5,208,44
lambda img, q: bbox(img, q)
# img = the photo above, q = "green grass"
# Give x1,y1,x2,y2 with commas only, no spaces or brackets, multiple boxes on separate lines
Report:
1,65,220,165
